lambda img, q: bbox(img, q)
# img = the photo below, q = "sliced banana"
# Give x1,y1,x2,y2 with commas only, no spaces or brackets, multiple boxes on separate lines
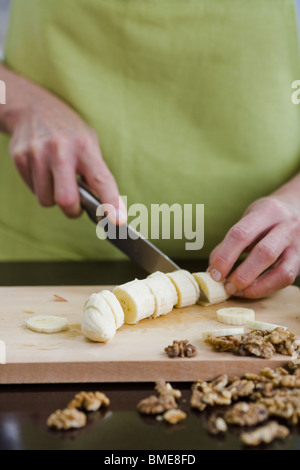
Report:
192,272,229,306
201,327,245,339
25,315,69,334
167,270,200,308
113,279,156,324
98,290,124,329
145,271,178,317
245,320,287,332
81,293,116,342
217,307,255,325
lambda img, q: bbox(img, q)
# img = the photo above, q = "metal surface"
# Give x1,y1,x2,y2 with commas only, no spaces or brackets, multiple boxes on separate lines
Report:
78,180,180,274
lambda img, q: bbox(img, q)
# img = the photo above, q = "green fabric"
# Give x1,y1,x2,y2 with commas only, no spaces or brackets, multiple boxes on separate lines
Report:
1,0,300,261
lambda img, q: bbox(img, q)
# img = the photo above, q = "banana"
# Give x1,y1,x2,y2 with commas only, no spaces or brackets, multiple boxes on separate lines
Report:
217,307,255,325
245,320,287,333
97,290,124,329
192,272,229,306
25,315,69,334
201,327,245,339
145,271,178,317
113,279,156,324
81,293,116,342
166,270,200,308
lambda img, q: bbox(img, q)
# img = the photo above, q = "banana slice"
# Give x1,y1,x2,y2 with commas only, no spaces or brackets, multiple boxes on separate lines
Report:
145,271,178,317
113,279,156,324
98,290,124,329
217,307,255,325
245,320,287,333
82,293,116,342
192,272,229,306
201,327,245,339
167,270,200,308
25,315,69,334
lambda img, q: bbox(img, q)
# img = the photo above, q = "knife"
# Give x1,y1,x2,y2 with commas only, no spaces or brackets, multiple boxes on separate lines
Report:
78,180,180,274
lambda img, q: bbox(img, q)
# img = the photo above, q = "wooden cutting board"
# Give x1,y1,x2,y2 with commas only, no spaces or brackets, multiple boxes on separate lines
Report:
0,285,300,384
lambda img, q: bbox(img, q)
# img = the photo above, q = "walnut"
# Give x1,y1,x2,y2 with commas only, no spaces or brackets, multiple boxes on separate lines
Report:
137,394,178,415
209,374,229,392
137,379,181,415
287,361,300,373
202,389,232,406
224,402,269,427
259,397,295,421
226,379,255,401
250,382,274,400
207,412,228,435
190,389,207,412
267,328,295,345
249,330,270,337
241,421,289,447
294,367,300,377
67,391,110,412
238,333,275,359
155,379,181,399
243,372,269,383
165,340,197,358
266,328,296,356
259,392,300,425
279,375,300,388
47,408,87,430
191,375,232,407
204,335,240,352
163,409,187,424
260,367,288,380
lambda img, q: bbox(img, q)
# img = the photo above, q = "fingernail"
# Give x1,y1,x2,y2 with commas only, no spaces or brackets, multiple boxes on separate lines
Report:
116,207,127,225
225,283,237,295
211,268,221,282
115,198,128,225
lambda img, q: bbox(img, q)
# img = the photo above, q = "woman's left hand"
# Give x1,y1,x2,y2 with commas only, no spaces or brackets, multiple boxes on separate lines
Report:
208,174,300,299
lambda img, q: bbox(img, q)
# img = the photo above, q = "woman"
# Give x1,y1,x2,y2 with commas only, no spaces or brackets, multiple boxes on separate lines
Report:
0,0,300,298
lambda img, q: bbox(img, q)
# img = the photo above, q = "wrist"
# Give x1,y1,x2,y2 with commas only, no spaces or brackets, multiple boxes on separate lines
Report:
0,64,41,134
270,173,300,212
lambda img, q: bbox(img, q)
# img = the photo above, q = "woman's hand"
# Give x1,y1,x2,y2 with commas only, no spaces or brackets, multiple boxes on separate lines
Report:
209,176,300,298
0,64,127,222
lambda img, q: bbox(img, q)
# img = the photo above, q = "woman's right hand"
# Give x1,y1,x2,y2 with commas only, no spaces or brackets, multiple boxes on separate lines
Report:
0,64,127,222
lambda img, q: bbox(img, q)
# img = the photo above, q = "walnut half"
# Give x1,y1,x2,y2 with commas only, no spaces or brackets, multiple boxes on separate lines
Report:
47,408,87,431
165,340,197,358
241,421,290,447
67,391,110,412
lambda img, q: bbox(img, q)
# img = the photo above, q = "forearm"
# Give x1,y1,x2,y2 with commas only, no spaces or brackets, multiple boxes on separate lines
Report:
0,63,34,133
271,172,300,207
0,63,64,135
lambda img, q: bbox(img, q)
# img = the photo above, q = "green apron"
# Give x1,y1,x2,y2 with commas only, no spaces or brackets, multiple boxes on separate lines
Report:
1,0,300,261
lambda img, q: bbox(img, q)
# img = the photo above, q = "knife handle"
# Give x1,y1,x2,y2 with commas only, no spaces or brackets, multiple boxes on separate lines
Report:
77,179,103,224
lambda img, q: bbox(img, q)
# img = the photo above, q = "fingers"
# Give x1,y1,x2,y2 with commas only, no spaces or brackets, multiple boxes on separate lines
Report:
224,222,293,295
209,199,287,282
11,131,124,221
30,144,55,207
239,245,300,299
52,142,81,218
77,138,127,225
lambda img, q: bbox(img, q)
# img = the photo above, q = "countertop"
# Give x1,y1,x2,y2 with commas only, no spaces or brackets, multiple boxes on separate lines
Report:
0,260,299,451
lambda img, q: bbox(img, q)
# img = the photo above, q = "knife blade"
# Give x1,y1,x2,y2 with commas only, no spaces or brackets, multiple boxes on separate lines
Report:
78,180,180,274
